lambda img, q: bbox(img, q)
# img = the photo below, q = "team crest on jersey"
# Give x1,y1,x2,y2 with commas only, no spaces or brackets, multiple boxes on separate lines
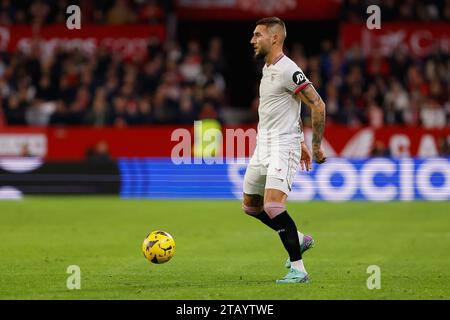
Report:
292,71,306,85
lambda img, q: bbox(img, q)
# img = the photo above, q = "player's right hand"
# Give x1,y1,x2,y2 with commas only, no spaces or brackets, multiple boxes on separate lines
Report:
300,142,312,171
313,145,327,164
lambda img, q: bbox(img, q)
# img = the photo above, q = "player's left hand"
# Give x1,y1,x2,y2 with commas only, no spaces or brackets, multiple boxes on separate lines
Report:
300,142,312,171
313,144,327,164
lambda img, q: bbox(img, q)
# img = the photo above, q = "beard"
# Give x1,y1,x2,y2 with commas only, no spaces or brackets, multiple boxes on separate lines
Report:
254,47,267,60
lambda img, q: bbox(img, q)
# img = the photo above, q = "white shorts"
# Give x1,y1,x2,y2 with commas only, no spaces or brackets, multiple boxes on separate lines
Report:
243,142,301,196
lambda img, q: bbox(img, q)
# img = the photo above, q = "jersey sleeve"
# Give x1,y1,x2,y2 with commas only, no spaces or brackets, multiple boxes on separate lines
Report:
283,65,311,94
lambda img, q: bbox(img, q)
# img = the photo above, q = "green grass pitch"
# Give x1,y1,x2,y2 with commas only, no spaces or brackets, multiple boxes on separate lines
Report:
0,197,449,300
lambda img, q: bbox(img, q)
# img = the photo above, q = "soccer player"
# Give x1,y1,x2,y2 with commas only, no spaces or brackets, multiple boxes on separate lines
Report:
242,17,327,283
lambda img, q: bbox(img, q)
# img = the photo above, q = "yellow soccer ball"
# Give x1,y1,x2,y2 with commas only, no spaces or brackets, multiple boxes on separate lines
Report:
142,230,176,264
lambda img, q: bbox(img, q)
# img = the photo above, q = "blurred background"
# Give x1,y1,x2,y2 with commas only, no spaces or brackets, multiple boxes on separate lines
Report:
0,0,449,201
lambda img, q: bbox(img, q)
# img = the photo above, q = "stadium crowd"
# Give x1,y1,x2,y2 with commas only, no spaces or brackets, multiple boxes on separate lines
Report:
0,0,449,129
2,0,449,25
0,0,171,25
0,36,226,126
1,38,449,129
341,0,450,22
290,41,450,129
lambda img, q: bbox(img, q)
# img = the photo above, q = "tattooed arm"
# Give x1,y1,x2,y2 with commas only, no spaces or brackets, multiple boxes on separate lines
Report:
296,84,327,164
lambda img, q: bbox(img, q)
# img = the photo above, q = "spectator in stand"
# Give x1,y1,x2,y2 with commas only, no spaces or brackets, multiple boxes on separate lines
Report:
4,96,26,125
29,0,51,25
85,141,113,164
324,83,340,123
49,100,70,125
196,62,226,95
365,49,391,80
438,137,450,156
36,75,56,101
138,57,164,96
177,86,198,124
206,37,227,74
420,98,446,128
199,101,222,125
138,0,165,24
110,95,127,127
107,0,137,24
124,99,142,125
389,48,412,85
70,87,91,125
370,140,391,157
137,95,154,124
180,40,203,83
151,86,177,124
408,65,429,97
0,101,5,127
340,0,365,22
84,88,110,126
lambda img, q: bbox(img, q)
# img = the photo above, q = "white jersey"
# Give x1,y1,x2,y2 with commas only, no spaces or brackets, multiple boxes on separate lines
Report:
257,54,311,145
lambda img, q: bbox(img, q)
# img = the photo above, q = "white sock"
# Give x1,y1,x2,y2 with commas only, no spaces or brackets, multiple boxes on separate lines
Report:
291,259,307,273
297,231,304,245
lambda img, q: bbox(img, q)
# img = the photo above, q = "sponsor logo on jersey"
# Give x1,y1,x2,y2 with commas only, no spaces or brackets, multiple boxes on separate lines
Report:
292,71,306,85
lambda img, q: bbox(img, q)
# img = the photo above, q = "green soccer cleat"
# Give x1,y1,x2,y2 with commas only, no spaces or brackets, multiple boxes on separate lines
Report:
284,234,315,268
276,268,309,284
